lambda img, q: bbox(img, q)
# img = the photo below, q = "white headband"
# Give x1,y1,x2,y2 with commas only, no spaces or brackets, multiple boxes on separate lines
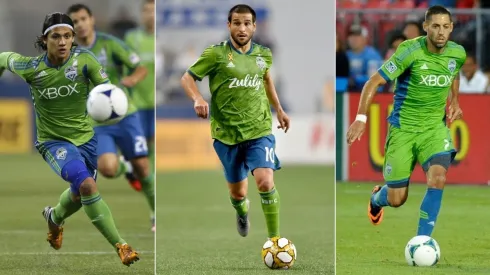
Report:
43,24,73,35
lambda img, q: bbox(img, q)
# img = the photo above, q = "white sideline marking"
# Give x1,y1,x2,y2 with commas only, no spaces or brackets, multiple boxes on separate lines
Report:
0,251,154,256
0,230,153,238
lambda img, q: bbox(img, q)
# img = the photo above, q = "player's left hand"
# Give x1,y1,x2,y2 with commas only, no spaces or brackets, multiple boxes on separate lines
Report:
447,102,463,123
121,76,137,88
277,110,290,133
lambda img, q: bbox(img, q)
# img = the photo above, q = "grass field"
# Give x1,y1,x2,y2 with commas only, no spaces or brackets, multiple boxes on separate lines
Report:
0,154,154,275
337,182,490,275
157,166,334,275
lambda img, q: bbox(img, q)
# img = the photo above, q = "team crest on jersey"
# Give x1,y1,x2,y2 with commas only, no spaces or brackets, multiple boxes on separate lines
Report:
64,59,78,82
384,163,392,176
56,147,67,160
256,56,266,71
448,59,456,73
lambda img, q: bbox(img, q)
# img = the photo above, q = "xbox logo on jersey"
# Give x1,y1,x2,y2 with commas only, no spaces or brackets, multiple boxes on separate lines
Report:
419,74,453,87
39,83,79,99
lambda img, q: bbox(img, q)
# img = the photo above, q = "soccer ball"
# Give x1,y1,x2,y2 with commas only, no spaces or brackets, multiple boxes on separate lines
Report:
87,83,128,122
405,235,440,266
261,237,297,269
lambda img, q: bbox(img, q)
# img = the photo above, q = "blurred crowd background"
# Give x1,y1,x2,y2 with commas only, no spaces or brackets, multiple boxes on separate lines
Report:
336,0,490,94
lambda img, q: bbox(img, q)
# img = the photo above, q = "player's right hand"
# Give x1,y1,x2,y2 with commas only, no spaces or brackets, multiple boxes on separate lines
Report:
346,120,366,145
193,98,209,119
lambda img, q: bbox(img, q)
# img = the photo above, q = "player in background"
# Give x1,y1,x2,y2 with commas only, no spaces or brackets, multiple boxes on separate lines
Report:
124,0,155,181
67,4,156,232
0,12,139,266
346,5,465,237
181,5,290,239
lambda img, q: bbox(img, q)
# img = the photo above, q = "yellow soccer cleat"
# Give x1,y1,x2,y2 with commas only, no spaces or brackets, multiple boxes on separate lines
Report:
42,206,64,250
116,243,140,266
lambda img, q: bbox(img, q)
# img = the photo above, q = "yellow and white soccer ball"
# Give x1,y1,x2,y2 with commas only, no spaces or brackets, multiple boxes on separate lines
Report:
261,237,297,269
87,83,128,123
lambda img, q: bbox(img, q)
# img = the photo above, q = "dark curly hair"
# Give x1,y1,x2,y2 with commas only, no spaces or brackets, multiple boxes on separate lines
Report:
34,12,75,52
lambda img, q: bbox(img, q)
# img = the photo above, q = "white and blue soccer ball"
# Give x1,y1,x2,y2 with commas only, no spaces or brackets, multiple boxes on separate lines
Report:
404,235,441,267
87,83,128,123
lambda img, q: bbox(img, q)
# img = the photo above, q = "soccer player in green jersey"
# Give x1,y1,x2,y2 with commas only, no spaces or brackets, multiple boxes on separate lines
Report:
181,5,290,239
0,12,139,266
346,5,465,237
124,0,156,180
67,4,155,231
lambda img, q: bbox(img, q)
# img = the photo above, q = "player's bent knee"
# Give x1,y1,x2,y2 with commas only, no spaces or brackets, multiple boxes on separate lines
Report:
256,178,274,192
428,174,446,189
97,154,119,178
387,187,408,208
79,177,98,196
61,159,92,196
228,179,248,199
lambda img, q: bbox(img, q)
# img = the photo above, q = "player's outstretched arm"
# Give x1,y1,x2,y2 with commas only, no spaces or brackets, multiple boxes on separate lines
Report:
346,72,387,145
0,52,32,80
263,71,289,132
181,72,209,119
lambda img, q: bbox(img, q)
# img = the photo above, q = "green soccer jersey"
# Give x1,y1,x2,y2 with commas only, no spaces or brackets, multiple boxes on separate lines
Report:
379,36,466,132
84,32,141,125
124,28,154,110
0,47,110,146
188,40,273,145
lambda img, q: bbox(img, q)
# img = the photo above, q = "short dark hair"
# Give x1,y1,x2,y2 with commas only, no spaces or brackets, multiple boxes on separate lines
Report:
425,5,452,22
389,33,407,46
228,4,256,23
66,3,93,16
34,12,75,52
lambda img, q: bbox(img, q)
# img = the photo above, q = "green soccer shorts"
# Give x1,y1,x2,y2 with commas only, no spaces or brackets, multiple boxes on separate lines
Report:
383,124,456,187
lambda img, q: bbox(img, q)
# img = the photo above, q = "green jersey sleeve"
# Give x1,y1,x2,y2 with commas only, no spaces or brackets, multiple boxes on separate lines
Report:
263,48,273,74
187,46,217,81
0,52,35,81
83,51,110,86
378,41,415,82
109,38,141,70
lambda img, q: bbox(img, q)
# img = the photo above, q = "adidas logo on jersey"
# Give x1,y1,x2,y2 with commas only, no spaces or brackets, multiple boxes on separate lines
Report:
420,63,429,70
36,71,48,78
227,61,235,68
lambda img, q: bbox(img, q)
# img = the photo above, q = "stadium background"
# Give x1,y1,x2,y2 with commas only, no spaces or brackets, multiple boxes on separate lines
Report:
156,0,335,273
336,1,490,274
0,1,155,274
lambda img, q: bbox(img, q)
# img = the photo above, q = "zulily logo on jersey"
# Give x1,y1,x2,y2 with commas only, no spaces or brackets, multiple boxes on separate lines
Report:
39,84,79,99
419,75,453,87
229,74,262,91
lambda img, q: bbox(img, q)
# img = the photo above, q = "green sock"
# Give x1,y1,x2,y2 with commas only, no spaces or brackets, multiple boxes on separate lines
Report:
140,174,155,215
81,192,125,247
230,196,248,216
52,188,82,225
148,142,155,174
114,159,126,178
259,187,280,238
